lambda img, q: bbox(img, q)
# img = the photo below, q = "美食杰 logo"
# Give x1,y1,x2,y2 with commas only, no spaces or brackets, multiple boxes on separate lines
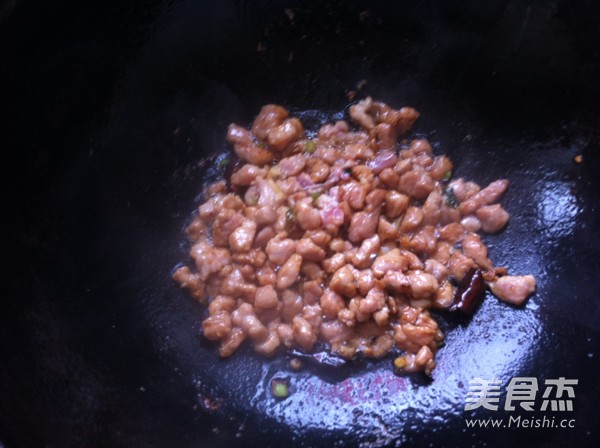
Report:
463,377,578,429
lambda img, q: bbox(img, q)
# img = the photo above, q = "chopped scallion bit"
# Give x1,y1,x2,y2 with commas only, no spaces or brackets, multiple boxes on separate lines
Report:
444,187,458,208
218,157,229,168
271,378,290,398
310,192,321,202
304,140,316,154
442,170,452,182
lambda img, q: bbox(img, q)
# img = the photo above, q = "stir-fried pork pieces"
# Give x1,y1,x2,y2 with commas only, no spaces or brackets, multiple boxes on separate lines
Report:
173,98,536,374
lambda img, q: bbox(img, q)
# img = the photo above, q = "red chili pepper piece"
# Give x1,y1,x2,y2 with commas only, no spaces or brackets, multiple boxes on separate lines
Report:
449,268,485,315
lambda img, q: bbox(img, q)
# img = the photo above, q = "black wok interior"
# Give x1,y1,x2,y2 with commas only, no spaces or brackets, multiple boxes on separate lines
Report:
2,0,600,447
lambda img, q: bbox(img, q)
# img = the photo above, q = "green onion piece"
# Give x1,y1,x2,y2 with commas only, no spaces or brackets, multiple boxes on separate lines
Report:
218,157,229,168
442,170,452,182
305,140,316,154
444,187,458,208
310,192,321,202
271,378,290,398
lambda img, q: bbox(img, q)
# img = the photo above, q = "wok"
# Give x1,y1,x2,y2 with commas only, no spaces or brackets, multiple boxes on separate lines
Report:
2,0,600,446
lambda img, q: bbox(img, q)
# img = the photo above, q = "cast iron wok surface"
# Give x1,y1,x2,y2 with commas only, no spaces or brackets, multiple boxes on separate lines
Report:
2,0,600,447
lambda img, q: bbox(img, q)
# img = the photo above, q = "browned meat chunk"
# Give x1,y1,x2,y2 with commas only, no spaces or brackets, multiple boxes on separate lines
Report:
489,275,536,305
476,204,510,233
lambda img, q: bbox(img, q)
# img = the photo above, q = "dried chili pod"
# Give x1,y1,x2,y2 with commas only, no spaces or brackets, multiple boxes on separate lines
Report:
449,268,486,315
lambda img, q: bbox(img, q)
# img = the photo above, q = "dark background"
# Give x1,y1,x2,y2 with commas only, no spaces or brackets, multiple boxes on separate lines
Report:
2,0,600,447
